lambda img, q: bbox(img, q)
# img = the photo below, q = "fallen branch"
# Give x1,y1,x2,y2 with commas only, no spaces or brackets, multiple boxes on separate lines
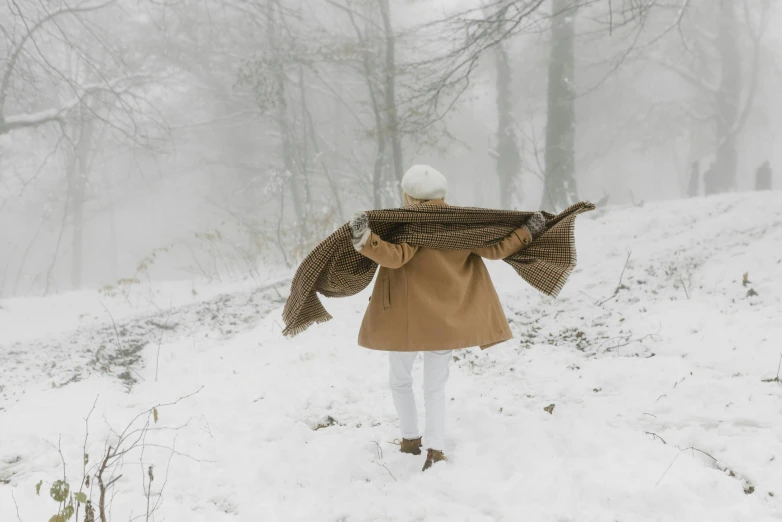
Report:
655,444,744,491
679,446,716,462
599,324,662,353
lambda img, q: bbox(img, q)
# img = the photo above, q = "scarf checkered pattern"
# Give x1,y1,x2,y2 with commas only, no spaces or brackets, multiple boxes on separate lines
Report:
282,201,595,337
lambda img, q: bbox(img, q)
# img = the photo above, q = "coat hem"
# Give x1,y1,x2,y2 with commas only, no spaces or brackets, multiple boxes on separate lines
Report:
357,333,512,352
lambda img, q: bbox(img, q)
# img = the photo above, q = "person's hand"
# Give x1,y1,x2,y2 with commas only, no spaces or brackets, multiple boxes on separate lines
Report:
349,211,369,238
525,212,546,239
349,211,371,250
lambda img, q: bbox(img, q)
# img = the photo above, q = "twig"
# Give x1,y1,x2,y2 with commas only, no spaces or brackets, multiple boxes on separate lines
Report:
139,421,151,522
112,386,204,454
678,275,691,300
679,446,717,461
655,445,718,488
372,461,397,481
596,334,631,350
371,440,383,460
134,444,215,463
105,475,123,489
761,353,782,383
150,435,178,516
145,465,154,522
369,440,395,481
598,251,632,305
655,450,680,486
608,0,613,36
101,302,145,382
578,290,599,304
97,446,112,522
201,415,214,438
600,325,661,352
101,302,122,349
76,395,99,522
44,435,68,514
12,490,22,522
645,431,667,444
642,413,658,418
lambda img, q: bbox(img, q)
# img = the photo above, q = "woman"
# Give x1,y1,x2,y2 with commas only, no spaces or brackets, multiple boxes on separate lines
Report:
348,165,545,471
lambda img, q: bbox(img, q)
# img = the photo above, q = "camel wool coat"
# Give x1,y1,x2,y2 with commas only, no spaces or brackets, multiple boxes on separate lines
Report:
356,200,532,352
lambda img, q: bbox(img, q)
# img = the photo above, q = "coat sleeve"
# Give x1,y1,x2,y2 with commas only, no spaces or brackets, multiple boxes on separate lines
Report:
357,231,419,269
471,226,532,260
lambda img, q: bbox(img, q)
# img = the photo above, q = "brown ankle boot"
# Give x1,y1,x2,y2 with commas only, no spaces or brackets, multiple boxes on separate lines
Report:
422,449,447,471
399,437,422,455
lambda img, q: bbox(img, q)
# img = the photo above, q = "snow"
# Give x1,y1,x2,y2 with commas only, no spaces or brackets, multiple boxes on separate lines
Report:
2,191,782,521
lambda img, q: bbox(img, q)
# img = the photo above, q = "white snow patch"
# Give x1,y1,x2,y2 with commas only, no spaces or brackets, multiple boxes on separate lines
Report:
1,192,781,521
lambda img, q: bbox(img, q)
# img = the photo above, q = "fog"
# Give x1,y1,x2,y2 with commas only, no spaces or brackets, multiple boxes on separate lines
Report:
1,0,779,296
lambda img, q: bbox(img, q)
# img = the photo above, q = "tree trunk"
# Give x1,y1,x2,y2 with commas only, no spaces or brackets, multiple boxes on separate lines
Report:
542,0,578,212
68,156,85,290
300,68,346,221
69,103,94,290
297,66,313,211
348,8,387,208
378,0,403,192
12,218,44,296
713,0,740,193
687,162,700,197
267,0,305,222
494,39,521,209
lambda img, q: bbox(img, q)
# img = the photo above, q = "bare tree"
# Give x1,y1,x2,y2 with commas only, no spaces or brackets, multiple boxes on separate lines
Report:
650,0,771,193
399,0,725,207
1,0,169,294
492,33,522,209
338,0,391,208
377,0,404,187
0,1,114,136
543,0,579,210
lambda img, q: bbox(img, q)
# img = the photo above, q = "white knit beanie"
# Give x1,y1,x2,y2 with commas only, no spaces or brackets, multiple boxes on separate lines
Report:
401,164,448,200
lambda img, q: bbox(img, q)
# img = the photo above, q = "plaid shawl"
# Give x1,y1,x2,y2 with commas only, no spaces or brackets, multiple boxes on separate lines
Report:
282,201,595,337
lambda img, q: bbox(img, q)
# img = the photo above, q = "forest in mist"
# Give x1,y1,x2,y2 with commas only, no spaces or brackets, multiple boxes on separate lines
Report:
0,0,779,297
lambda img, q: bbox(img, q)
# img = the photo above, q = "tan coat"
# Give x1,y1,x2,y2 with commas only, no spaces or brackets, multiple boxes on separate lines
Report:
357,200,531,352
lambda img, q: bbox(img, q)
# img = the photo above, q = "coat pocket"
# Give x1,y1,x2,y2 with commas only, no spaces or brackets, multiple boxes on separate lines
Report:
382,277,391,309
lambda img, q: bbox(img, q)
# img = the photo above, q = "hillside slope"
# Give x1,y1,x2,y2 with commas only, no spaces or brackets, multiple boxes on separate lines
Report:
1,192,781,521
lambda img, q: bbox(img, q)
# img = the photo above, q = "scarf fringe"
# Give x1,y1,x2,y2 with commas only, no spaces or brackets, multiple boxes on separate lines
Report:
282,312,334,338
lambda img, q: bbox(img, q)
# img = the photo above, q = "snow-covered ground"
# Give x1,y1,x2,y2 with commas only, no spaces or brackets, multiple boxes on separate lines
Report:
1,192,781,521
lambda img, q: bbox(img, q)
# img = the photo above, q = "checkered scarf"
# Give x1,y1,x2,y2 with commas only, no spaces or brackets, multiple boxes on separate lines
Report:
282,201,595,337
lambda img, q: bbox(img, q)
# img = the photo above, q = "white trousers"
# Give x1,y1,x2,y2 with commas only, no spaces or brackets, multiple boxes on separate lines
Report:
388,350,452,451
